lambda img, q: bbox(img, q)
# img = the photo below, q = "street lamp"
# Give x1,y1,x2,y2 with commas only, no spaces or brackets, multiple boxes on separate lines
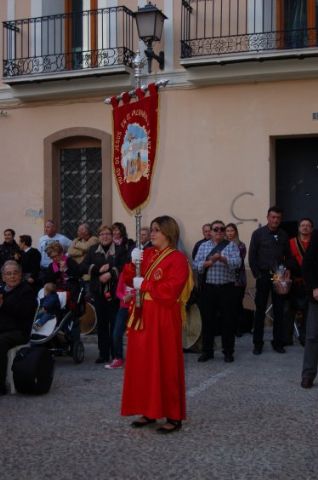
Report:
134,1,167,74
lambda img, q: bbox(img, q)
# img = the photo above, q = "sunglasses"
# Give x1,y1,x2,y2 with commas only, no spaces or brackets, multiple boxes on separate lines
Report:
212,227,225,233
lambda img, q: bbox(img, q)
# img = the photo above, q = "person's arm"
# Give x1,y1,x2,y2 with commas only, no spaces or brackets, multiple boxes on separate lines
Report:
192,240,200,260
193,243,208,273
248,230,260,278
220,243,242,270
67,239,82,258
43,264,57,284
80,236,99,253
64,257,81,278
303,231,318,291
29,249,41,281
239,242,247,262
79,246,97,276
4,285,37,335
282,233,293,271
61,235,72,251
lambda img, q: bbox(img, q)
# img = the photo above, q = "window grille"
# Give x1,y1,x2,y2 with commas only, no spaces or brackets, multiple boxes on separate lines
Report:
60,147,102,239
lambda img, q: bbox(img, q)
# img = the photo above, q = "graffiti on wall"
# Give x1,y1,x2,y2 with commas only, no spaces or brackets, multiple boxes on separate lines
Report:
230,192,259,226
25,208,44,224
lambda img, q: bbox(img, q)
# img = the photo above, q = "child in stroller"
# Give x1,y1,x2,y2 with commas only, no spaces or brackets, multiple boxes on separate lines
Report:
33,283,60,331
31,241,85,363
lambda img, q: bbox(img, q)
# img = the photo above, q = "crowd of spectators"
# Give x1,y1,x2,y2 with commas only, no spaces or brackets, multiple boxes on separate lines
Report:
0,207,317,395
192,206,318,390
0,220,153,394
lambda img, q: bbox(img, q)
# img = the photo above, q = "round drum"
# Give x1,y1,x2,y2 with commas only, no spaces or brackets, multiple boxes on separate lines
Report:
80,302,97,335
182,303,202,352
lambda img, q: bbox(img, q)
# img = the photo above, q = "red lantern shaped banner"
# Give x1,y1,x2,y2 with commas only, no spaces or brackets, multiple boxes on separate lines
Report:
111,83,159,211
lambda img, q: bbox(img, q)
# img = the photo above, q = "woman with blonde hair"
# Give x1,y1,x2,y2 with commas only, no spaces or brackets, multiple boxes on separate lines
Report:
121,215,192,434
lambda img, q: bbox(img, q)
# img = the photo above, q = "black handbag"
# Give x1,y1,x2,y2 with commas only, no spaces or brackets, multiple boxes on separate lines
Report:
12,346,55,395
197,240,229,294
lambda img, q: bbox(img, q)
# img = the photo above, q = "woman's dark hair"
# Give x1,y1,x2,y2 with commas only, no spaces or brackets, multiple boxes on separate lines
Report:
112,222,128,240
19,235,32,247
225,223,240,243
151,215,180,249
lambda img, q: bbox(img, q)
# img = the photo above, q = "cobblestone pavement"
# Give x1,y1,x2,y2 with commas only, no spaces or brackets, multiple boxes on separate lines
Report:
1,330,317,480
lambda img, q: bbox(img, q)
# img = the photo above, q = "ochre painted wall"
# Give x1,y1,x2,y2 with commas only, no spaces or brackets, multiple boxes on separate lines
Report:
1,78,318,255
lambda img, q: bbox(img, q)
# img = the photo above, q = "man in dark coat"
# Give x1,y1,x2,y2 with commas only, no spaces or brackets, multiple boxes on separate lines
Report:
0,260,37,395
248,206,291,354
18,235,41,291
301,230,318,388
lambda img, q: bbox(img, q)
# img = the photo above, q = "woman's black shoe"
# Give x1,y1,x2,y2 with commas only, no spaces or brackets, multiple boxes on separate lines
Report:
198,352,214,362
156,419,182,434
131,416,156,428
224,354,234,363
95,357,107,364
0,385,6,396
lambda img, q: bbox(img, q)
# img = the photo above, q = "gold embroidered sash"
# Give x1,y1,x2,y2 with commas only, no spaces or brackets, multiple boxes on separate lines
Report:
127,247,175,330
127,248,194,330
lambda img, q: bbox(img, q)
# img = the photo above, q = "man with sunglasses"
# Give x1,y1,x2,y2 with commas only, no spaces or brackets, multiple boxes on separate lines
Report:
193,220,241,363
248,206,291,355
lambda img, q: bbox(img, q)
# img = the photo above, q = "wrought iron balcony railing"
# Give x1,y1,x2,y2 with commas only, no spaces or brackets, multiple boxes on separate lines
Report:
3,6,135,79
181,0,318,60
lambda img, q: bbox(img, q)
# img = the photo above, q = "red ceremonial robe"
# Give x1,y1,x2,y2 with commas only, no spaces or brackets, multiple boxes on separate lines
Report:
121,247,189,420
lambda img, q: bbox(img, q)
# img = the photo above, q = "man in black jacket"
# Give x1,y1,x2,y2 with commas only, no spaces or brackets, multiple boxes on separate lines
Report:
18,235,41,291
0,260,37,394
301,230,318,388
248,206,291,354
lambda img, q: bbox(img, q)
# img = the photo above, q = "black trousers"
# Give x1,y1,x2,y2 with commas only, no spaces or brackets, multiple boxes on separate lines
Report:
0,330,27,390
233,286,246,334
93,295,119,361
302,302,318,380
253,274,285,347
200,283,236,355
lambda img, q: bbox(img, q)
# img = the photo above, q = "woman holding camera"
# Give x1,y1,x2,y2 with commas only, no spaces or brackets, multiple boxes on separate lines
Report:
81,225,127,364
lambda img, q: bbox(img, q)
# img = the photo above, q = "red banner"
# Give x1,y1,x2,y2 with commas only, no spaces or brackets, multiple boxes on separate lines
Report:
111,83,159,211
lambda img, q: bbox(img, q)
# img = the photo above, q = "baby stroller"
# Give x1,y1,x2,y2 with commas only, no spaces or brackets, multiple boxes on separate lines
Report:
30,281,86,363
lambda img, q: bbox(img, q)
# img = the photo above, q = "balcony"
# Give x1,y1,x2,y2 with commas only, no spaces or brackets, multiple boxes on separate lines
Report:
181,0,318,65
2,6,136,84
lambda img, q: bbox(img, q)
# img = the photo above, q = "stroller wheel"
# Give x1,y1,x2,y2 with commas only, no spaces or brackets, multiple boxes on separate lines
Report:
72,341,85,364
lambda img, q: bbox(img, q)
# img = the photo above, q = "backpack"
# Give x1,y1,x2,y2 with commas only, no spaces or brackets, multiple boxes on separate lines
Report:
12,346,55,395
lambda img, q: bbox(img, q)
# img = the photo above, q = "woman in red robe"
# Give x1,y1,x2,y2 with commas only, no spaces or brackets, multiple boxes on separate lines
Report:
121,215,191,434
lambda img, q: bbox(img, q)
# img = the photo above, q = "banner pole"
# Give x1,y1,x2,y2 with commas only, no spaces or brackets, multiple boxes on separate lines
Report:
104,52,169,309
133,51,146,307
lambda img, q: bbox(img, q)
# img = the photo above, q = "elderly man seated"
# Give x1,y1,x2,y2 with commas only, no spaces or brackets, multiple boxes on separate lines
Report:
0,260,37,395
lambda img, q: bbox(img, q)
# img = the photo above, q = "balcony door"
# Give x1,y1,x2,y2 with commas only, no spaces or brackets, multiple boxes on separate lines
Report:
277,0,317,48
276,137,318,229
65,0,98,69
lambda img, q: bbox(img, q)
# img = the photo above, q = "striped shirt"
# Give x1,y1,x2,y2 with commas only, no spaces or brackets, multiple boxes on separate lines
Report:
193,240,241,285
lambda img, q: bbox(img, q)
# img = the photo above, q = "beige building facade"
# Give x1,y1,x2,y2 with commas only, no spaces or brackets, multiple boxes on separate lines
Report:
1,0,318,256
